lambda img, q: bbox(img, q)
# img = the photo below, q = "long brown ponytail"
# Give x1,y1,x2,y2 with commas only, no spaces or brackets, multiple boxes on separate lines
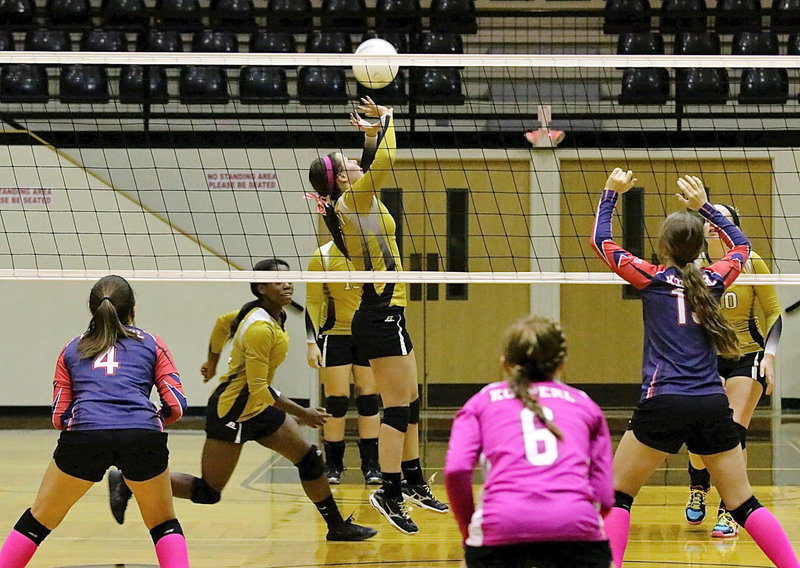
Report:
78,275,139,359
503,315,566,440
660,211,741,359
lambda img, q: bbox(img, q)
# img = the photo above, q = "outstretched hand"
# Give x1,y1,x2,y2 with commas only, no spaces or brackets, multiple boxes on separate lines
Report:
349,111,382,137
675,175,709,211
356,96,390,118
604,168,637,194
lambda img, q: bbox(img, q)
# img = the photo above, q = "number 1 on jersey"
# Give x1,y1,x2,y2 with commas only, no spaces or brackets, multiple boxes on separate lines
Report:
93,346,120,375
671,288,699,325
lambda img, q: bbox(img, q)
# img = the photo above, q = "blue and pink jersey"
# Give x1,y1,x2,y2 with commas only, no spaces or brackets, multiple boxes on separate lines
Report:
445,380,614,547
591,190,750,401
52,327,187,431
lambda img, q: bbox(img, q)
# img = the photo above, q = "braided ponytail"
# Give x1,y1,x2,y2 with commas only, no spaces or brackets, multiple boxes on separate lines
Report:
503,315,567,440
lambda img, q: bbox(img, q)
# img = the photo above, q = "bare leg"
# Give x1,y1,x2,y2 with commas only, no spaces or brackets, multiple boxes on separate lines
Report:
30,461,94,530
127,470,178,530
353,365,380,439
321,364,353,443
171,438,242,499
371,353,417,474
257,417,330,503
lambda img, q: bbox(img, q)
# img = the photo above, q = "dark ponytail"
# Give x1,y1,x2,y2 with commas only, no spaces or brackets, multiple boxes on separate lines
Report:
229,258,291,338
308,153,350,258
78,275,139,359
503,315,566,440
660,211,741,359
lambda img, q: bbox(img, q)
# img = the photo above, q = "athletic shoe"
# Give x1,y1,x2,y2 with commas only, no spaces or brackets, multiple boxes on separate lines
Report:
326,464,343,485
326,515,378,541
369,489,418,534
402,481,449,513
711,511,739,538
362,464,382,486
108,469,132,525
685,486,708,525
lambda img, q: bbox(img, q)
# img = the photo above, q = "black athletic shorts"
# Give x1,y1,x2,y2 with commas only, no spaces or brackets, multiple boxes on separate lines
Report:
205,384,286,444
718,351,767,389
317,334,370,367
465,540,612,568
628,394,741,455
53,429,168,483
351,306,413,360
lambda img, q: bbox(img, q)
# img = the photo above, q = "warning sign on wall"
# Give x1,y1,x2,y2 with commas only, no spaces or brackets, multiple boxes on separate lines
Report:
0,187,58,208
205,170,279,190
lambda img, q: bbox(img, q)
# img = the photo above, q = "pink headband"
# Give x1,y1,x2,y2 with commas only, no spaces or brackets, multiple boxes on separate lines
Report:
321,155,335,193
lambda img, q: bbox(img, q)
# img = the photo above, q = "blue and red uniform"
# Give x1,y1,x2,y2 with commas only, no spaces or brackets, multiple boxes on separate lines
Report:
591,190,750,401
52,327,187,431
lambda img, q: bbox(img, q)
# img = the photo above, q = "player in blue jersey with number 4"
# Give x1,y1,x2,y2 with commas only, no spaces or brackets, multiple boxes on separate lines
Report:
0,275,190,568
592,169,798,568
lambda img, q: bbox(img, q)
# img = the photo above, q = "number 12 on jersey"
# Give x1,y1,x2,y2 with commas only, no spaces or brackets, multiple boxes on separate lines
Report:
521,406,558,466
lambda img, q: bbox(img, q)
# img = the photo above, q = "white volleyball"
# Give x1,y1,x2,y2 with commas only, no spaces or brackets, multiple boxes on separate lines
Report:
353,38,398,89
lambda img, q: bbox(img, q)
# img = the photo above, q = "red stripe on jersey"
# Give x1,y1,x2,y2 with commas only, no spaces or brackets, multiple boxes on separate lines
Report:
51,348,73,430
150,333,187,425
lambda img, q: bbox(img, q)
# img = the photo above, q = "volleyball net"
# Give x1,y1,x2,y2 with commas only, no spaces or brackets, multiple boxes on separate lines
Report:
1,51,799,285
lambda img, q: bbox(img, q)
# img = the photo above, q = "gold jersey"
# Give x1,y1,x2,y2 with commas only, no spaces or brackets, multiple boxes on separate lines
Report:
306,241,362,337
208,307,289,422
718,251,782,355
335,114,407,310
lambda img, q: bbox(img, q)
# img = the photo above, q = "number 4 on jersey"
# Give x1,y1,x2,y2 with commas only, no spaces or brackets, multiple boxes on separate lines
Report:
93,346,120,375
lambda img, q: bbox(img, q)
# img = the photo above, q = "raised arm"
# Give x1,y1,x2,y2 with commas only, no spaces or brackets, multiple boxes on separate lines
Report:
52,347,74,430
590,189,660,289
444,404,482,543
341,103,396,213
152,334,188,426
698,202,750,289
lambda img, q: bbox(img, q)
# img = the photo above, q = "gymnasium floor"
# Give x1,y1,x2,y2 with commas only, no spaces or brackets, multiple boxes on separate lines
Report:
2,414,800,568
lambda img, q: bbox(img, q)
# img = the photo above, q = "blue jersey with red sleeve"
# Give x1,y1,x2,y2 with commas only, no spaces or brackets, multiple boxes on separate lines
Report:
591,190,750,400
51,327,187,431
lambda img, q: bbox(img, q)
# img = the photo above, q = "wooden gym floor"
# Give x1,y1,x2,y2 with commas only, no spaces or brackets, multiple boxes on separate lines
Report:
2,414,800,567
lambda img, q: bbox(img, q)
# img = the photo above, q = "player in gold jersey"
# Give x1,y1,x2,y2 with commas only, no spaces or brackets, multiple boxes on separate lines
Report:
109,259,376,542
684,204,782,538
305,240,381,486
308,98,448,535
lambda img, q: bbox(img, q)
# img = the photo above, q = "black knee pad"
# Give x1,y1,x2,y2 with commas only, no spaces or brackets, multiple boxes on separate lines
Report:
325,396,349,418
190,477,221,505
382,406,410,433
149,518,184,544
729,495,762,527
614,491,634,513
736,422,748,450
296,445,325,481
356,394,380,417
13,509,50,546
408,398,420,425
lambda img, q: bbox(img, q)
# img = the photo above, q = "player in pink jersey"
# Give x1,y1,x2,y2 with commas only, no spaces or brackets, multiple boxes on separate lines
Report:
0,275,189,568
596,169,798,568
445,315,614,568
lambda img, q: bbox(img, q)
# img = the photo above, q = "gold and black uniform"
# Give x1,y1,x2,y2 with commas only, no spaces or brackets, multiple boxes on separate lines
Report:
715,251,782,386
205,306,289,443
305,241,369,367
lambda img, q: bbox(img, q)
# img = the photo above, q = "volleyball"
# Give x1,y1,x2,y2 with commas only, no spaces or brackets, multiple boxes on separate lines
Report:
353,38,398,90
